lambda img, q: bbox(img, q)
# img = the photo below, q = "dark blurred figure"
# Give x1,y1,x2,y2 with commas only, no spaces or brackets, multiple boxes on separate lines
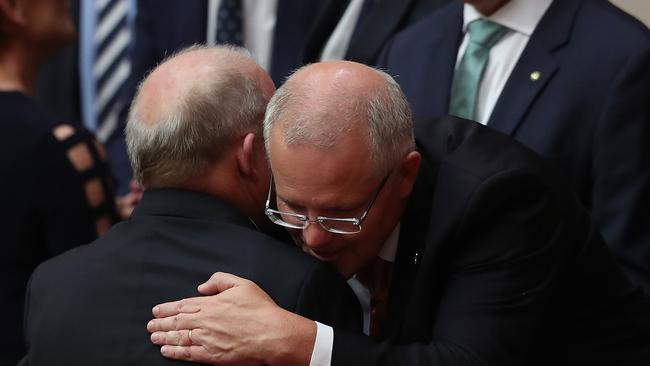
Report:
35,0,81,124
0,0,118,364
379,0,650,292
302,0,450,64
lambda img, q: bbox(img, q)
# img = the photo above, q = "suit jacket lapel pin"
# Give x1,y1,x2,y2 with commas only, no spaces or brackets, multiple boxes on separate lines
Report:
530,70,541,82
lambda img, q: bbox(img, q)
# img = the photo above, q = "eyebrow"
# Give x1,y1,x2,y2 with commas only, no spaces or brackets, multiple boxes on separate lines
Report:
277,194,364,214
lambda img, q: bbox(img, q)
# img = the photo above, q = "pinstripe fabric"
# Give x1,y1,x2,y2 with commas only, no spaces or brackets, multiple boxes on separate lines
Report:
94,0,132,142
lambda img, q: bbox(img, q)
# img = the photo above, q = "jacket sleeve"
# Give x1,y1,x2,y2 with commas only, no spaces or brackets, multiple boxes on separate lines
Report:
294,264,363,333
36,126,118,255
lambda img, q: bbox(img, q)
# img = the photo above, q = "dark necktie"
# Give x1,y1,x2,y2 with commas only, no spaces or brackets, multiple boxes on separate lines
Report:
449,19,508,120
216,0,244,46
358,257,392,338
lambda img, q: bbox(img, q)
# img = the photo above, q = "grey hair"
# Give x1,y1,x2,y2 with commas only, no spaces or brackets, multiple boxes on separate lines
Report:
126,45,267,188
263,66,415,177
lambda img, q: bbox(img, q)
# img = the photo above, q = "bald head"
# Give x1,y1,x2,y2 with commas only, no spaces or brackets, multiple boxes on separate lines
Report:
137,47,273,126
264,61,414,176
126,45,274,188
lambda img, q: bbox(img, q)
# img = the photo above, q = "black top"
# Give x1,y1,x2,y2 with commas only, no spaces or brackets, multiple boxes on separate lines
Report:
22,188,361,365
0,91,118,365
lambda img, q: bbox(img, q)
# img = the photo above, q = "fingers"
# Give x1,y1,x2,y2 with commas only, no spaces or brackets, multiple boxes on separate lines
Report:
160,345,213,364
152,297,202,318
150,329,194,346
197,272,249,295
147,312,200,332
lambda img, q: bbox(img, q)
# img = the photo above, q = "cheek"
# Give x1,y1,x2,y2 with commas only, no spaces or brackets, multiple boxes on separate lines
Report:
287,229,305,248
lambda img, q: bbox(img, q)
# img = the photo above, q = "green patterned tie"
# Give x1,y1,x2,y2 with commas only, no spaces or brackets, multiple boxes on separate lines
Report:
449,19,509,120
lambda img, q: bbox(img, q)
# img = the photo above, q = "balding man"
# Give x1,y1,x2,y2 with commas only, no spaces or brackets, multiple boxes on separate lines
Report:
148,61,650,366
20,46,360,366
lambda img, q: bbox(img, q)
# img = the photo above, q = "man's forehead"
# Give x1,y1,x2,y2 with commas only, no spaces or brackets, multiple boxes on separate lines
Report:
269,139,376,208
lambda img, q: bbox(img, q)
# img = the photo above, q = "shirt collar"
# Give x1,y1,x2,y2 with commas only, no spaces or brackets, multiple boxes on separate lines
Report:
378,223,400,263
463,0,553,37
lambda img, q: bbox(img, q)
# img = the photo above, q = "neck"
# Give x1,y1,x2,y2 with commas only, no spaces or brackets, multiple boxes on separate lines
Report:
0,41,45,94
467,0,511,16
191,166,266,228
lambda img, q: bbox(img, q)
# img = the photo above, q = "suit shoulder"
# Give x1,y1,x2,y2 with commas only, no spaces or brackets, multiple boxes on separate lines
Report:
29,242,94,291
250,232,329,274
28,222,134,292
385,1,462,50
575,0,650,51
415,116,553,182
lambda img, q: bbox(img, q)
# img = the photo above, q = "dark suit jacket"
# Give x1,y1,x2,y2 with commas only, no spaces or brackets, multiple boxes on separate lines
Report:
331,116,650,366
302,0,450,65
378,0,650,292
22,189,361,365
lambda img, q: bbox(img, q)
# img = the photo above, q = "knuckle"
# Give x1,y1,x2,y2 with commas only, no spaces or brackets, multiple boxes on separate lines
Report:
177,300,186,312
172,331,182,346
182,346,192,360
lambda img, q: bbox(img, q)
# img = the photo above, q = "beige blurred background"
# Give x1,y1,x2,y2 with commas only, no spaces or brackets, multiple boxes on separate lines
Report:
611,0,650,27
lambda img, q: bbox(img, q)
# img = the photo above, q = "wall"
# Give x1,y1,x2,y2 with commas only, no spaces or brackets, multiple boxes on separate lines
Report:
610,0,650,27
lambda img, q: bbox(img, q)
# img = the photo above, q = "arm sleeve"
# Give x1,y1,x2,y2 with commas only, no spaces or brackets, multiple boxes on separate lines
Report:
294,264,363,332
36,126,118,255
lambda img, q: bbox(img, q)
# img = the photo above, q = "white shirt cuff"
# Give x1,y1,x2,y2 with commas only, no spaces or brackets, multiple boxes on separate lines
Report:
309,321,334,366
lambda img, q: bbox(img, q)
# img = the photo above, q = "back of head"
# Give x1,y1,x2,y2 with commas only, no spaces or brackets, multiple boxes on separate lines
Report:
263,61,415,177
126,45,269,189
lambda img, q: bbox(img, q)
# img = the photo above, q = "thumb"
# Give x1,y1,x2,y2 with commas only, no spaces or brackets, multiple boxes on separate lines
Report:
197,272,248,295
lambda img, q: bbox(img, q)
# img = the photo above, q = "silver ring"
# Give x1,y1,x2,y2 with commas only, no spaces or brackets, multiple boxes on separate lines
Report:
188,329,193,345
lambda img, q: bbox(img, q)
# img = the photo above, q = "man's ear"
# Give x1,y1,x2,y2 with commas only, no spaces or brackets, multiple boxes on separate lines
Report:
236,132,257,177
0,0,25,29
396,151,421,198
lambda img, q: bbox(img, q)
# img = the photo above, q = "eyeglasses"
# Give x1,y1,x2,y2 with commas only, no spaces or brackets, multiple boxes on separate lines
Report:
264,173,390,235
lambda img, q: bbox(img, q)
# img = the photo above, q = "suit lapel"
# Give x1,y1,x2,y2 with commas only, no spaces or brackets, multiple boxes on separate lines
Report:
384,143,438,338
301,0,350,64
346,0,414,64
415,3,463,118
487,0,581,134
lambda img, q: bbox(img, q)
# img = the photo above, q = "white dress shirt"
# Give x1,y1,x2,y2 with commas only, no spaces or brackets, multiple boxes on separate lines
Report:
310,224,400,366
456,0,553,124
206,0,277,71
319,0,366,61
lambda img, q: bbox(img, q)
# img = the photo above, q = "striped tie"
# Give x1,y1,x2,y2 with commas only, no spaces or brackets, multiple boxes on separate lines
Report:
94,0,131,142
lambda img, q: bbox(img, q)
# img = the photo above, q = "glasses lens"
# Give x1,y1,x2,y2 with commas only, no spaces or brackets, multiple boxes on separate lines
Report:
266,210,306,229
319,219,361,234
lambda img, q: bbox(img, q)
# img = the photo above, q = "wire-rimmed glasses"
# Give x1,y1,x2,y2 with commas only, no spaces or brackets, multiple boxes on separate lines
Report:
264,173,389,235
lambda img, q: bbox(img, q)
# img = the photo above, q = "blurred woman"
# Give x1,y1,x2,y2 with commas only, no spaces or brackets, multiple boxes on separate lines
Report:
0,0,118,363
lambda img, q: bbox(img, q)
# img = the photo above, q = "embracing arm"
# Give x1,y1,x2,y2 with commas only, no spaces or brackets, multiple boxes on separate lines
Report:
147,168,582,365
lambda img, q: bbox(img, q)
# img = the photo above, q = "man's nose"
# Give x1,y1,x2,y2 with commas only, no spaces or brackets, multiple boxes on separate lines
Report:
302,222,333,250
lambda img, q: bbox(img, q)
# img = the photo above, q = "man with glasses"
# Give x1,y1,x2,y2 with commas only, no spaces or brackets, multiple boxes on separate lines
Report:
148,60,650,365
